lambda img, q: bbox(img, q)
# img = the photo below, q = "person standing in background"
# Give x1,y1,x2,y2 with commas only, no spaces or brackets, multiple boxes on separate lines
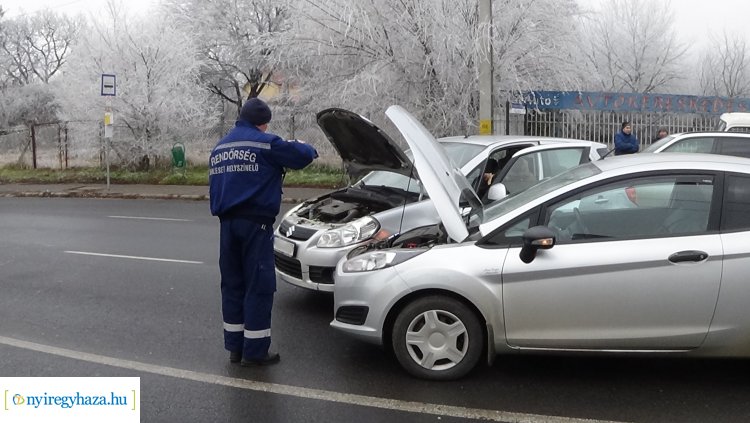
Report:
614,121,639,155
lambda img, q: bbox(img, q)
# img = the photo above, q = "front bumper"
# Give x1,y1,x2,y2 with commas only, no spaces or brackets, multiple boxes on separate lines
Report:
329,265,411,345
273,225,364,292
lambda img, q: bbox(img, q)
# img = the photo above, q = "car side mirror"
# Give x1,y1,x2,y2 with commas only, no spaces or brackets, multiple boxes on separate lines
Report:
519,226,556,264
487,183,508,201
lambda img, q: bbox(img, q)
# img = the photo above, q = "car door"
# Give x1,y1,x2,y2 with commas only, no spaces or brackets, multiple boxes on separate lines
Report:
491,144,595,198
501,172,723,350
716,137,750,158
466,143,536,197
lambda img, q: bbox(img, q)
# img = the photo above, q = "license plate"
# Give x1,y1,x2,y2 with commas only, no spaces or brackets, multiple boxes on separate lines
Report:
274,237,295,257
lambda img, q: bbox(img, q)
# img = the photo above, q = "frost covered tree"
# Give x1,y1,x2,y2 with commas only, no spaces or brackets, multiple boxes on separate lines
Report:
163,0,292,118
0,10,82,85
280,0,584,136
698,31,750,98
0,10,81,126
579,0,686,93
58,1,219,168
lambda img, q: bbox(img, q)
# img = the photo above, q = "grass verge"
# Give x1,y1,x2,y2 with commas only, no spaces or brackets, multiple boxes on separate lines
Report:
0,164,347,188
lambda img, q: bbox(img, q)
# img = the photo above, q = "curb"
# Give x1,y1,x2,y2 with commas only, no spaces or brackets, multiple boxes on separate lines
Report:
0,191,307,203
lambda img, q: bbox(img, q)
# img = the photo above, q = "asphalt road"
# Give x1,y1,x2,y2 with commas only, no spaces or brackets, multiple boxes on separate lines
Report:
2,197,750,423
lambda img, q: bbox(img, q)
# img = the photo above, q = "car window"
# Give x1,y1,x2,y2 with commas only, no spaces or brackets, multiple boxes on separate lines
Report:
545,175,715,243
539,148,587,177
501,156,538,195
483,162,601,223
481,208,540,247
717,138,750,158
663,137,715,153
722,174,750,231
500,148,586,196
727,127,750,133
474,144,535,199
642,134,678,152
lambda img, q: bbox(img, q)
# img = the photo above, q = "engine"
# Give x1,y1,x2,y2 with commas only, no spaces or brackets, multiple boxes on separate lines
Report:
294,185,420,224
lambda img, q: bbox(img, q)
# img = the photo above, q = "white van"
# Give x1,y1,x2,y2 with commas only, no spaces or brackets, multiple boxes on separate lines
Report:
717,113,750,133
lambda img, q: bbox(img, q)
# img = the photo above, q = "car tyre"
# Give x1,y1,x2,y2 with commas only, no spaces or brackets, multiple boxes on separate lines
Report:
391,296,484,380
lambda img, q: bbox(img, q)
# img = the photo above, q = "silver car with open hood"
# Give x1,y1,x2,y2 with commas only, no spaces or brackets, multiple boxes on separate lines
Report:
332,105,750,380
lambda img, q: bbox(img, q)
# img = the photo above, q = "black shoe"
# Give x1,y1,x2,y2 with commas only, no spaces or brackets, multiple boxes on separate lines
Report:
229,351,242,363
240,352,280,367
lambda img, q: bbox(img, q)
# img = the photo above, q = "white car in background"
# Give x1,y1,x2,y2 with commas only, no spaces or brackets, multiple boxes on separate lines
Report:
717,112,750,133
643,131,750,158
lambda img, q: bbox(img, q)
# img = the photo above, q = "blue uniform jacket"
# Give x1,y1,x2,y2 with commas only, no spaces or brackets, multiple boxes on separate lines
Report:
614,131,639,154
209,120,317,221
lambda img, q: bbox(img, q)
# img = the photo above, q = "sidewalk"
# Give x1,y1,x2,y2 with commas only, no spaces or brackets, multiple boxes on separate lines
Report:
0,183,332,203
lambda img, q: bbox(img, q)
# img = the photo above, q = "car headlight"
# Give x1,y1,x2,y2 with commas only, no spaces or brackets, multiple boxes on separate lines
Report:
317,216,380,248
342,249,427,273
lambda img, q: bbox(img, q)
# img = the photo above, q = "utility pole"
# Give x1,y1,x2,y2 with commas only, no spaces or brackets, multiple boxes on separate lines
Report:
478,0,494,135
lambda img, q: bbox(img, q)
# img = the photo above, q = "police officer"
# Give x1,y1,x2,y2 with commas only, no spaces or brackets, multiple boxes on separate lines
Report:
209,97,317,366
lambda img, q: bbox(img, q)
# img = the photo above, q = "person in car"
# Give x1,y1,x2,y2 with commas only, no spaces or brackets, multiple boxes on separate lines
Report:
209,98,318,367
652,128,669,142
614,121,639,155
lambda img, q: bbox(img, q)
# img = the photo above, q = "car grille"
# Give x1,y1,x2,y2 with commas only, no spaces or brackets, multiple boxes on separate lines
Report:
274,253,302,279
278,220,318,241
309,266,335,285
335,306,369,325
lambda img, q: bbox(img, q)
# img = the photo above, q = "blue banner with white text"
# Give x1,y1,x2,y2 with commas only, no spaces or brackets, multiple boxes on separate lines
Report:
523,91,750,115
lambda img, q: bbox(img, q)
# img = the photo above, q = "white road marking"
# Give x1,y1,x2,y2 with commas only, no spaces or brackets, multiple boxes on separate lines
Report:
0,335,625,423
108,215,192,222
64,251,203,265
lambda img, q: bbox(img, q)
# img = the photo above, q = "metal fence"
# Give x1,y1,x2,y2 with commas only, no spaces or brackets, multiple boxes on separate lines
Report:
522,109,721,150
0,113,340,170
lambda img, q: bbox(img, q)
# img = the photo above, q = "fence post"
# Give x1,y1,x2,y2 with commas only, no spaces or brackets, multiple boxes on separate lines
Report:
64,126,69,169
31,125,38,169
58,124,63,170
505,100,510,135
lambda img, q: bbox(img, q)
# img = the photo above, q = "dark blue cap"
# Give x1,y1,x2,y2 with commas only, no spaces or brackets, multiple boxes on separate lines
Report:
240,98,272,126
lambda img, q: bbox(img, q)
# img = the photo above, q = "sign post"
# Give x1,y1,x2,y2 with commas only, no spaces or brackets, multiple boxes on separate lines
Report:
101,74,116,191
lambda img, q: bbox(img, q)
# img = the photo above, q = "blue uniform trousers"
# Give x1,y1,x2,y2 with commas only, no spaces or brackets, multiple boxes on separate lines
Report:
219,218,276,360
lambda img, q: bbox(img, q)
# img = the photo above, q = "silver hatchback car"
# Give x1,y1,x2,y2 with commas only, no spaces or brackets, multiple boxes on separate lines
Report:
332,105,750,380
274,108,606,292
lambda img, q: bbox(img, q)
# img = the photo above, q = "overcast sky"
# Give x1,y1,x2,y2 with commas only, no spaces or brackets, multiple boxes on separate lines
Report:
2,0,748,48
1,0,159,18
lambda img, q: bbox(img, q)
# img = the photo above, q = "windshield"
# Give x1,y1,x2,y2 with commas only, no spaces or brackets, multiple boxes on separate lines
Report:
357,141,484,194
359,171,422,193
482,162,601,222
642,134,678,152
440,142,485,168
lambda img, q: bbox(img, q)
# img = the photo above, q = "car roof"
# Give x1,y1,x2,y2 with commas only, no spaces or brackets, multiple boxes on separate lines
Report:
669,131,750,138
720,112,750,126
596,152,750,173
438,135,587,147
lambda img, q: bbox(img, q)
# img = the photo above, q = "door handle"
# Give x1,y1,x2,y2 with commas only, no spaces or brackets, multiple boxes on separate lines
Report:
668,250,708,263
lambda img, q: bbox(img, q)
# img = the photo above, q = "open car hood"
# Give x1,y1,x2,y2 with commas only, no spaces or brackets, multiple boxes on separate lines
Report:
316,108,412,179
385,105,481,243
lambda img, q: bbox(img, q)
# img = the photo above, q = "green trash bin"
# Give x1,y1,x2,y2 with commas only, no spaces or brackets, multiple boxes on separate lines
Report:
171,142,186,174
